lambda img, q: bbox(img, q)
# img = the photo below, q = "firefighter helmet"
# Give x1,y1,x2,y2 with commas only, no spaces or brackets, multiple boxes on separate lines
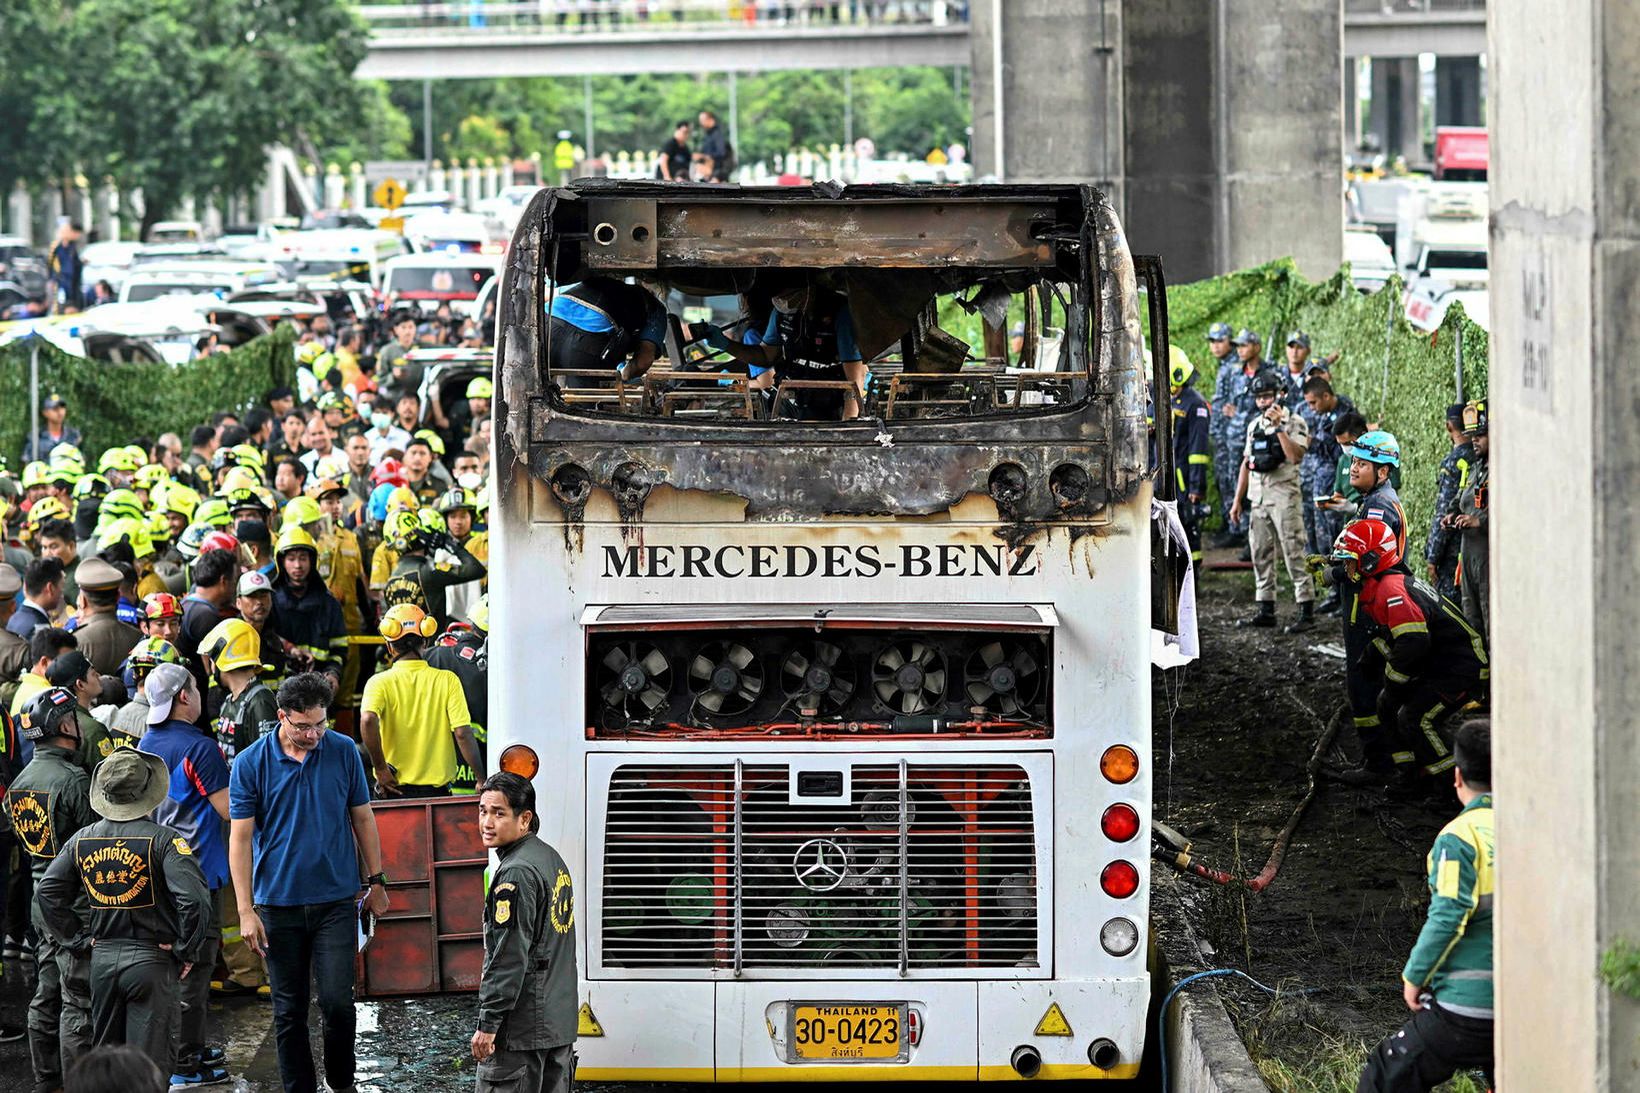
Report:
1330,518,1401,580
1346,430,1402,468
200,618,263,674
194,497,232,528
19,687,80,741
275,525,319,561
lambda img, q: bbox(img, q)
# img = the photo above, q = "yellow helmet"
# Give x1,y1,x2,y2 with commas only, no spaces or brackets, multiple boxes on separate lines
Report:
145,510,171,540
465,376,494,400
193,497,232,528
72,473,110,500
412,429,446,457
297,341,328,366
200,618,263,675
98,516,155,559
386,486,419,514
275,525,319,560
49,444,84,468
231,444,266,471
1168,344,1195,387
217,466,261,497
468,594,489,634
384,510,425,552
283,495,324,528
134,463,170,492
26,496,69,527
21,461,50,489
380,603,438,642
159,483,201,521
97,447,142,475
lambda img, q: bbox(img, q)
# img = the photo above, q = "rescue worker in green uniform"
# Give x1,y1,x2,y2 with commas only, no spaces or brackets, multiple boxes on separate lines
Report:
36,747,212,1074
383,509,485,633
472,772,578,1093
7,687,95,1093
1358,719,1494,1092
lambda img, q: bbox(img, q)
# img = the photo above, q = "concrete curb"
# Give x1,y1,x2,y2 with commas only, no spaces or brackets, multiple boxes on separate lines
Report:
1153,879,1271,1092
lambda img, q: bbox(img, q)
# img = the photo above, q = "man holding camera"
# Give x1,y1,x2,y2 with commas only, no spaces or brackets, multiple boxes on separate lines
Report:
1230,370,1315,632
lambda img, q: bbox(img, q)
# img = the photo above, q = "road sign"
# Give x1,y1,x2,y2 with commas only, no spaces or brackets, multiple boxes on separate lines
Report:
373,178,407,211
554,140,576,172
379,216,405,234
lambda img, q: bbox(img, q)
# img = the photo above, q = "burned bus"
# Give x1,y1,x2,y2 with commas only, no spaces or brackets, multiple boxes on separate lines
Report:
489,181,1174,1081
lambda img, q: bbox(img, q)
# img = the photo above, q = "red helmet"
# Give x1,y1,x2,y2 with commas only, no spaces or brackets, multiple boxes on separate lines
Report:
143,592,182,620
372,459,407,487
1329,518,1400,579
200,530,241,556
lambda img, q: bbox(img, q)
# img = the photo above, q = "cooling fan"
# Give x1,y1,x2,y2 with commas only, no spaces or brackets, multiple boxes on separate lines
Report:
871,640,947,715
780,641,856,715
964,638,1044,717
596,641,673,724
688,640,765,717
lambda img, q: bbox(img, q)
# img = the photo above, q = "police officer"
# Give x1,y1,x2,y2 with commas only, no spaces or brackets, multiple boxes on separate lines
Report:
71,558,142,705
547,278,669,389
1165,350,1211,568
1446,401,1489,638
1204,322,1239,540
472,772,578,1093
1230,371,1315,631
1216,328,1270,546
36,747,212,1074
1299,375,1357,567
0,563,28,681
1318,430,1408,782
7,687,96,1093
1424,404,1474,603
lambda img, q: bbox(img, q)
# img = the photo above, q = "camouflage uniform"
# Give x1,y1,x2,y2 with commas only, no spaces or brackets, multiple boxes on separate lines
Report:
1425,441,1474,603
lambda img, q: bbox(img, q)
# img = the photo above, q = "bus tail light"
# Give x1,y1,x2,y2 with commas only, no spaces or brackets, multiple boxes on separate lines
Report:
1100,745,1138,784
1100,861,1139,899
499,744,540,778
1100,803,1140,842
906,1008,922,1047
1099,917,1139,956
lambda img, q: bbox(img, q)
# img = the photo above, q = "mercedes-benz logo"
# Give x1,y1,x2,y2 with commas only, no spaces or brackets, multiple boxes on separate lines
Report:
792,837,848,892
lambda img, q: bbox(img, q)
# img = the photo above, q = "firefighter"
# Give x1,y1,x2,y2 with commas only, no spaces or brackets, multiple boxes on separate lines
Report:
471,772,578,1093
288,492,368,732
36,748,212,1075
427,595,489,795
1166,349,1211,568
268,527,348,691
1423,404,1474,603
7,688,95,1093
437,486,487,624
1358,720,1494,1092
382,509,485,633
1315,430,1408,780
702,283,868,420
1329,519,1488,779
1229,370,1315,631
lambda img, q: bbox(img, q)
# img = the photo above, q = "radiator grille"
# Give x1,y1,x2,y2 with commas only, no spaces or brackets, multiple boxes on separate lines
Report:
600,763,1038,971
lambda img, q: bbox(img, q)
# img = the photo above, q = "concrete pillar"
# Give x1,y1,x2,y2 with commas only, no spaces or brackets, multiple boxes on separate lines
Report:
1491,2,1640,1088
1122,0,1216,282
1369,57,1421,165
1434,55,1483,127
969,0,1124,204
1217,0,1343,278
9,185,33,247
1344,58,1361,149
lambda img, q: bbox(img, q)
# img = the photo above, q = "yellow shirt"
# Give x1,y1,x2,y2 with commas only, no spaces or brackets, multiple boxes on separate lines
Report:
369,542,400,593
10,671,49,718
360,658,470,788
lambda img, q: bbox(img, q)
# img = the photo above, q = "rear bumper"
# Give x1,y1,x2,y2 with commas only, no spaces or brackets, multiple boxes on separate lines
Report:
575,976,1148,1082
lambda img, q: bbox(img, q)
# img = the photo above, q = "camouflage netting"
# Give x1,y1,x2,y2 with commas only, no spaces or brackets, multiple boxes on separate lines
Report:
1166,259,1489,552
0,328,296,466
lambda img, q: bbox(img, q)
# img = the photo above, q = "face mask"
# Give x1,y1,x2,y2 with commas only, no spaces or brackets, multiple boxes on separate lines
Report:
371,412,392,430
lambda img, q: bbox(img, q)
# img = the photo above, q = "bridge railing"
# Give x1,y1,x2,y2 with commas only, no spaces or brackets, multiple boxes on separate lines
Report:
1341,0,1484,11
357,0,971,36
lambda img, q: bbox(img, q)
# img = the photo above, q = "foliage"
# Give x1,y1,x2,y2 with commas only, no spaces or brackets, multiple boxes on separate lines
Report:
1600,937,1640,1001
377,66,970,165
6,0,368,237
326,80,415,166
0,329,296,463
1166,259,1488,551
446,115,513,163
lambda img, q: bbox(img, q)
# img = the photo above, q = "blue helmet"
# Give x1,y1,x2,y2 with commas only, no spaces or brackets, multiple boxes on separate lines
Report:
1206,322,1232,341
368,481,399,525
1347,430,1401,468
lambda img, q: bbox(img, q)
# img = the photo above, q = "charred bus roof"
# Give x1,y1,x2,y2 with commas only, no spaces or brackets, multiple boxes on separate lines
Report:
495,181,1152,523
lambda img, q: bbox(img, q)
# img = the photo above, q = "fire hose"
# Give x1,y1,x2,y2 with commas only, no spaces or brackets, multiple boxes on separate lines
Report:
1152,699,1346,893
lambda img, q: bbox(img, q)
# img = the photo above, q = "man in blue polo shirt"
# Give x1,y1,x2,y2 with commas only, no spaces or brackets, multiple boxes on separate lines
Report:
228,672,389,1093
546,278,669,389
138,663,231,1087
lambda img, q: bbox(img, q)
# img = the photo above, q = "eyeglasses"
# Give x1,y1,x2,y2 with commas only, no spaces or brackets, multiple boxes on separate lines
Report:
284,718,329,734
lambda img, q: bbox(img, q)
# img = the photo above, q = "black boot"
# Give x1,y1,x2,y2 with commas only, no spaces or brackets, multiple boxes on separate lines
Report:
1237,601,1277,628
1286,601,1317,633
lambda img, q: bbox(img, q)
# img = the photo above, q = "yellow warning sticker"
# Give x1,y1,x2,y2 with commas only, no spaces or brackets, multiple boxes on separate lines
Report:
1035,1002,1073,1037
578,1002,605,1037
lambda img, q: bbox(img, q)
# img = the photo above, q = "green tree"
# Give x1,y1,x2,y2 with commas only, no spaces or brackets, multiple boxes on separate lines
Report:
325,80,414,165
54,0,368,238
446,114,512,162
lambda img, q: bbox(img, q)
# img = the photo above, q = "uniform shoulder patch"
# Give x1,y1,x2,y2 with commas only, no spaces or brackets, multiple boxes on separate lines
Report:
173,837,193,856
1195,406,1209,417
1386,597,1404,606
494,898,512,925
1365,507,1385,520
493,881,517,894
459,647,476,660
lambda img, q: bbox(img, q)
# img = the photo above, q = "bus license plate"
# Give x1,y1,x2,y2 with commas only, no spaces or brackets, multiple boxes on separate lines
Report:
790,1003,906,1061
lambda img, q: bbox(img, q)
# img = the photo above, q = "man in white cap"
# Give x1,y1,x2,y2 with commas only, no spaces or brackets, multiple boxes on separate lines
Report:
137,663,232,1084
35,745,211,1079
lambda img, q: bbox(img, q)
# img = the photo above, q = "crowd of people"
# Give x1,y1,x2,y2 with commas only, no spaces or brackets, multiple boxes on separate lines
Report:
0,307,503,1090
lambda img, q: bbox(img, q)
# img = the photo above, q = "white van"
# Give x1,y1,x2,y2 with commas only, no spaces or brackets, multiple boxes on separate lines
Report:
118,261,284,303
274,229,407,287
401,210,506,256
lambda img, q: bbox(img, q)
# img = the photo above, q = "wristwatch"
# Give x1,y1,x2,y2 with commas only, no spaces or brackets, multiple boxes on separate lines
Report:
365,872,389,888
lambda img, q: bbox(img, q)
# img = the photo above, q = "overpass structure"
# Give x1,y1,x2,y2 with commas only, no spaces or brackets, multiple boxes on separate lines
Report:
355,0,1484,80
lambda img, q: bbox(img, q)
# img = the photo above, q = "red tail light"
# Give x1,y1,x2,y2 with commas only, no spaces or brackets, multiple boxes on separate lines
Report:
1100,860,1140,899
1101,803,1140,843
